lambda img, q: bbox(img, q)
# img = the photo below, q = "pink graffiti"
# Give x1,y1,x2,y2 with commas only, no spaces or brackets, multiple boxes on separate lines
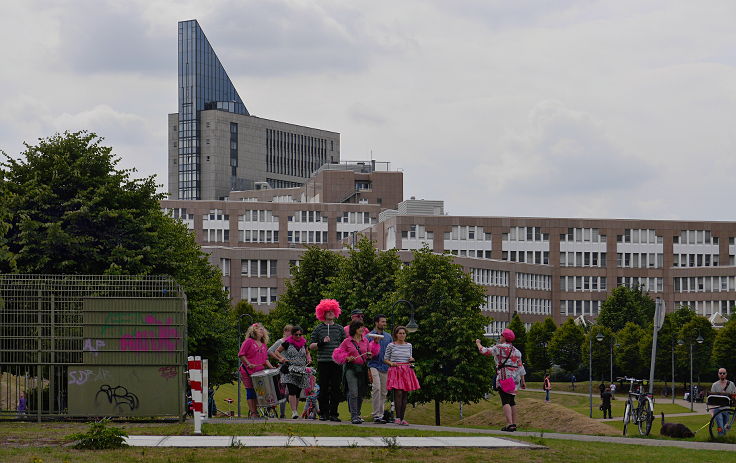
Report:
120,315,179,352
159,366,177,379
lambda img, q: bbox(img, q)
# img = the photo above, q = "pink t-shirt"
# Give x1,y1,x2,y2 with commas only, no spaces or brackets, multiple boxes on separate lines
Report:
239,338,268,374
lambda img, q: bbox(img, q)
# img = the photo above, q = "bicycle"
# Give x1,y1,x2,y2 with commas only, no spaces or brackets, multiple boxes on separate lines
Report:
707,394,736,439
619,377,655,436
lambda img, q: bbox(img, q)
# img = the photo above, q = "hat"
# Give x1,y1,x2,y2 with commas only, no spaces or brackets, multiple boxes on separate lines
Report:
501,328,516,342
350,309,364,316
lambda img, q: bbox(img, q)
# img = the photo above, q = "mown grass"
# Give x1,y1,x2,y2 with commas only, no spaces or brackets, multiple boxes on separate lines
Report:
1,435,734,463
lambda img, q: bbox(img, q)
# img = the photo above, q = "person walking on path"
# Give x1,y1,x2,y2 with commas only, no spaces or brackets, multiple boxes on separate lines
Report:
273,326,312,419
385,325,421,426
238,323,275,418
710,368,736,436
268,324,293,418
367,314,392,423
309,299,346,422
571,374,576,391
600,386,613,419
332,320,379,424
543,374,552,402
476,328,526,432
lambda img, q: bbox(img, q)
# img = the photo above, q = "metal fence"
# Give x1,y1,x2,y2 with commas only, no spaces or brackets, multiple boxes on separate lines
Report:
0,275,187,420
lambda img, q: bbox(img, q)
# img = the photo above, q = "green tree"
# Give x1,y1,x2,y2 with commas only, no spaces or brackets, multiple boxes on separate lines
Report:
548,318,584,374
597,286,656,333
384,247,491,425
0,182,14,271
507,313,527,360
267,246,343,334
525,317,557,375
638,313,677,383
713,318,736,375
614,322,647,379
325,237,401,325
581,325,614,382
676,317,716,384
0,132,235,383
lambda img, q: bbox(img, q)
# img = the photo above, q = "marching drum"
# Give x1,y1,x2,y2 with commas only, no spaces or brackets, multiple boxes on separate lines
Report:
250,368,286,407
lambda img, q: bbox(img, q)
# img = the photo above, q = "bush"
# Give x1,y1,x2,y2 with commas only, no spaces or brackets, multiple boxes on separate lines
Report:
67,419,129,449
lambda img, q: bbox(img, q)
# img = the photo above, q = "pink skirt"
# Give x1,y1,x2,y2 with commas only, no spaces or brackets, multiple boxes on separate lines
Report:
387,364,420,391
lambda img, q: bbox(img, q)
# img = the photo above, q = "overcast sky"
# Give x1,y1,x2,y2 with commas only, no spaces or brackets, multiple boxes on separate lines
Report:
1,0,735,220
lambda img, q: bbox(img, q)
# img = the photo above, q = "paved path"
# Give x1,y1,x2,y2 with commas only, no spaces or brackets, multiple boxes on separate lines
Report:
126,435,535,448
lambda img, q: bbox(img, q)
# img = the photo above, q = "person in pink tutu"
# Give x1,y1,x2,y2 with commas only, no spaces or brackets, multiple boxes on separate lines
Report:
238,323,275,418
384,325,420,425
332,320,380,424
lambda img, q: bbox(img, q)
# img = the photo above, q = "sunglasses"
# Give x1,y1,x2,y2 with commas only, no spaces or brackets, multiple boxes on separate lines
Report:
719,372,727,375
292,333,303,337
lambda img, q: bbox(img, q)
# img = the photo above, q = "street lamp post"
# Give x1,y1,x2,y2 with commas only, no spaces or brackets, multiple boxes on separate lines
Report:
236,313,254,417
392,299,417,333
678,331,704,412
671,338,675,405
592,332,604,418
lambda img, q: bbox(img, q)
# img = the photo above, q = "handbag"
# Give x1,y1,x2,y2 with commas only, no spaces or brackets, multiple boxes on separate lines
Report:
492,348,513,392
499,377,516,394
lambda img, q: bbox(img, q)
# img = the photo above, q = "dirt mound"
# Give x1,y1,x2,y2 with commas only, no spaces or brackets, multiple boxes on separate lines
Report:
457,397,618,435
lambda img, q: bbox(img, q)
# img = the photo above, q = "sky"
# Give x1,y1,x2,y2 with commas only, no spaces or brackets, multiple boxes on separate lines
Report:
1,0,735,221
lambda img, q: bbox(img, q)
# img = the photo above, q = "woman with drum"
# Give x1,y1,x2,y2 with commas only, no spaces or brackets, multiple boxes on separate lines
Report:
238,323,275,418
273,325,312,418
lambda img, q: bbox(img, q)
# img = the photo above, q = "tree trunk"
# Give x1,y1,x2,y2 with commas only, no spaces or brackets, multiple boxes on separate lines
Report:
434,399,441,426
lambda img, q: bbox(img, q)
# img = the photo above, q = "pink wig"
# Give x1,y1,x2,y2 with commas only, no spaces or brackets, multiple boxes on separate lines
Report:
315,299,342,321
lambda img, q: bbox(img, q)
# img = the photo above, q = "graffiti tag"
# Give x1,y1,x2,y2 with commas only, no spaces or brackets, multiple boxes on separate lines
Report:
68,368,110,385
83,339,106,356
120,315,179,352
96,384,139,411
158,366,177,380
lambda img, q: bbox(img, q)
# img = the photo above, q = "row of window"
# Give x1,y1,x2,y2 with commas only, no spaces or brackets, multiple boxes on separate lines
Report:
444,226,491,241
204,229,229,242
617,253,664,268
267,178,302,189
674,276,736,292
287,230,329,244
403,224,433,240
205,209,229,221
560,252,606,267
560,300,602,317
673,253,719,267
289,210,325,223
617,229,662,244
617,277,663,293
561,228,606,243
242,210,277,223
265,129,328,179
481,295,509,312
470,268,509,287
503,227,549,242
517,273,551,291
446,249,493,259
241,260,278,278
337,211,374,224
676,300,735,317
241,287,278,305
674,230,719,245
239,230,279,243
516,298,552,315
503,250,550,265
560,276,608,292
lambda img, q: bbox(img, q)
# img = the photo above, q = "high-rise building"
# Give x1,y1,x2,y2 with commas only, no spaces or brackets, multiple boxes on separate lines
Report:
169,20,340,200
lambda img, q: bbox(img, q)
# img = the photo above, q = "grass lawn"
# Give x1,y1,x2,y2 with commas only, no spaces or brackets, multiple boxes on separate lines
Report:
1,433,734,463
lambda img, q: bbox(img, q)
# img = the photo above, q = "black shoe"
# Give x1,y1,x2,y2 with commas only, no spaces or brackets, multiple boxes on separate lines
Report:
374,417,386,424
351,418,362,424
329,416,341,422
319,415,328,421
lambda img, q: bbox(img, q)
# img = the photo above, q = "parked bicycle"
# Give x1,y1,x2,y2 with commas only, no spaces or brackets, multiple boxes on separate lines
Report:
707,393,736,439
619,377,655,436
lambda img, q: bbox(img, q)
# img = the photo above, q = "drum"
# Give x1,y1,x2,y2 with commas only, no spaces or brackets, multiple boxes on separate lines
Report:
250,368,286,407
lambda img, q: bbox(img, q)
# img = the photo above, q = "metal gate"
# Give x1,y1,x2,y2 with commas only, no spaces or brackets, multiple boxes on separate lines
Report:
0,275,187,420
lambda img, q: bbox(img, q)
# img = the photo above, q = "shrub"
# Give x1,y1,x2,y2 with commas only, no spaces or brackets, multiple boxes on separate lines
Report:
67,419,129,449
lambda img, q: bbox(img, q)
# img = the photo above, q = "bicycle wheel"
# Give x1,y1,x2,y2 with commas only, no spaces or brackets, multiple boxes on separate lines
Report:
638,399,654,436
709,409,735,439
622,401,632,436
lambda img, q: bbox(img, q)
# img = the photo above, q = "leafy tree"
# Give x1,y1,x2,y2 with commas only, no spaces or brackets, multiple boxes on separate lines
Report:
581,325,614,382
676,317,716,384
614,322,647,379
525,317,557,374
384,247,491,425
638,313,677,383
713,317,736,375
0,132,235,383
507,313,527,361
548,318,584,374
597,285,656,333
267,246,343,335
0,182,14,271
325,237,401,325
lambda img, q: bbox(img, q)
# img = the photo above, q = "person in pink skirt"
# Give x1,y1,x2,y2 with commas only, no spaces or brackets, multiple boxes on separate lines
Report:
238,323,275,418
384,325,420,425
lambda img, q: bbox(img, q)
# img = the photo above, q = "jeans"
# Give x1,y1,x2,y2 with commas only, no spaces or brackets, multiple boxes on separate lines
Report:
545,389,550,401
714,408,733,435
344,367,364,420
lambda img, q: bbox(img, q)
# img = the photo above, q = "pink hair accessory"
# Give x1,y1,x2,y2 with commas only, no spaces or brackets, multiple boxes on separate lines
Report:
315,299,342,321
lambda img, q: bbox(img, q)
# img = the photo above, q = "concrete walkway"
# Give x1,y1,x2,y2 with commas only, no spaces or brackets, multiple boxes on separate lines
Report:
125,435,535,448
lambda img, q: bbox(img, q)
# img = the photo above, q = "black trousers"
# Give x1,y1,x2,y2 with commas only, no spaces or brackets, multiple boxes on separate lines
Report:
317,361,343,417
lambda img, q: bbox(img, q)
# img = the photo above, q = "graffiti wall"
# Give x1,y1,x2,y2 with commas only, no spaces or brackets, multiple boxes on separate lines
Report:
66,298,185,416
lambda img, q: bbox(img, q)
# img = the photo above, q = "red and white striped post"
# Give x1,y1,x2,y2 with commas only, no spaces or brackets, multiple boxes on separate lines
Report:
188,356,204,434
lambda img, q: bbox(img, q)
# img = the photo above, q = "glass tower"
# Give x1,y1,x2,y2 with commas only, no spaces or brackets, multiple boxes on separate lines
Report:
178,20,249,200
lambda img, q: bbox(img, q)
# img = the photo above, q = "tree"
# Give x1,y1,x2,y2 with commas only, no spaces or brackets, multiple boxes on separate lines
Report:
384,247,491,425
597,285,656,333
676,317,716,384
507,313,527,360
325,237,401,325
0,132,235,383
0,182,13,271
581,325,614,382
713,317,736,375
525,317,557,375
548,318,584,374
614,322,647,379
267,246,343,334
638,313,676,383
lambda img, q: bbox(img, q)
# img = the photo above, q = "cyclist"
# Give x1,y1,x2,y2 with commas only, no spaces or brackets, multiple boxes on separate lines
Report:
710,368,736,436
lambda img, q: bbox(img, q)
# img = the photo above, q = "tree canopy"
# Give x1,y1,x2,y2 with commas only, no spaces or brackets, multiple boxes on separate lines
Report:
0,132,235,383
712,317,736,375
525,317,557,375
507,313,527,360
597,285,656,333
548,318,584,373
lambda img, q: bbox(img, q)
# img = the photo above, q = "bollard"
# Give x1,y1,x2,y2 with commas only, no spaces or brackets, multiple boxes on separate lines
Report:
188,356,204,434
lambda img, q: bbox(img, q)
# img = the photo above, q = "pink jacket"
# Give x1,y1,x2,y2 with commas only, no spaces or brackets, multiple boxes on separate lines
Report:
332,337,379,365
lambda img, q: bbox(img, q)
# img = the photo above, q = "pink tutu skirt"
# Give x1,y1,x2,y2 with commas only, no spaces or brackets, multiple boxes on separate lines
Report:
387,364,420,391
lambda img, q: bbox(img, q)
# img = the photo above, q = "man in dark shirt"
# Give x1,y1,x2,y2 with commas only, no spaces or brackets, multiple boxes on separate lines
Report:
310,307,345,421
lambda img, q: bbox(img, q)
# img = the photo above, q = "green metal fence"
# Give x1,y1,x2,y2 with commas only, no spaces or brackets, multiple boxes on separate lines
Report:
0,275,187,420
